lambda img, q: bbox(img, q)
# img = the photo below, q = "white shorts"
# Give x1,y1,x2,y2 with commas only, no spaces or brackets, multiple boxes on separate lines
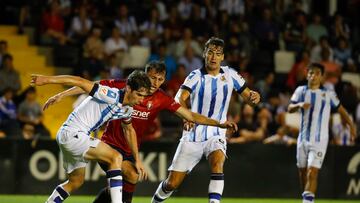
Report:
168,136,227,172
296,141,328,169
56,128,100,174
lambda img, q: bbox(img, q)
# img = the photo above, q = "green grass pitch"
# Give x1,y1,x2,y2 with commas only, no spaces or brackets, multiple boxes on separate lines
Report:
1,195,360,203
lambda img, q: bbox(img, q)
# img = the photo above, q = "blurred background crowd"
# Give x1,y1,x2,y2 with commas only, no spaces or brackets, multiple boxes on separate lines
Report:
0,0,359,146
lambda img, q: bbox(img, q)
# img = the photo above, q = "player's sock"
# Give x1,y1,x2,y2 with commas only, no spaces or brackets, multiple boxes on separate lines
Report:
208,173,224,203
46,185,69,203
151,181,174,203
93,187,111,203
123,180,136,203
302,191,315,203
107,169,123,203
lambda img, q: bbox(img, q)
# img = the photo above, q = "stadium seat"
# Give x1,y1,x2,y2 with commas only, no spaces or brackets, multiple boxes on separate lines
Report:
274,51,295,73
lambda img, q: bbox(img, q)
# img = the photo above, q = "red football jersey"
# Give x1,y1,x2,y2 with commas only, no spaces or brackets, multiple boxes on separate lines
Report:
99,79,181,155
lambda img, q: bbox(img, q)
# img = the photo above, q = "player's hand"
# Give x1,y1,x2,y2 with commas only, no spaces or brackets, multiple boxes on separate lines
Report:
135,160,148,182
43,94,62,111
300,102,311,110
219,121,238,132
30,74,47,86
249,90,260,105
183,120,195,131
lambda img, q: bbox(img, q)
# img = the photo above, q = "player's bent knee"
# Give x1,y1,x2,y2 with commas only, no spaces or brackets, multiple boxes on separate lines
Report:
165,179,180,191
124,168,139,184
68,176,85,190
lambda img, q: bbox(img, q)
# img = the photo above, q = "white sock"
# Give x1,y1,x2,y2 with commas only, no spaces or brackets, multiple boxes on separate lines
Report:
302,191,315,203
106,169,123,203
208,173,224,203
46,185,69,203
152,181,174,203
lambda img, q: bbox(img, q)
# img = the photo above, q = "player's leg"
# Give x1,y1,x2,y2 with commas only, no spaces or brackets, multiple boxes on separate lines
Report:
152,141,203,203
85,141,123,203
208,149,226,203
46,167,85,203
152,170,187,203
206,136,227,203
298,167,307,191
302,146,325,203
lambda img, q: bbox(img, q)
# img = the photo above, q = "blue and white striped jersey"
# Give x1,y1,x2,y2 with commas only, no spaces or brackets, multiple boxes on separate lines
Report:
61,84,132,134
290,85,340,143
175,66,246,142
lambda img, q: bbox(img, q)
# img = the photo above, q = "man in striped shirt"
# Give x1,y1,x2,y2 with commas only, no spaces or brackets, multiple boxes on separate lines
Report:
288,63,356,203
152,37,260,203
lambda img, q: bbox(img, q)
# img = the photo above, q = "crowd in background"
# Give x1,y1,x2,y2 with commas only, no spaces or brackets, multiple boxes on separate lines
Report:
0,0,360,146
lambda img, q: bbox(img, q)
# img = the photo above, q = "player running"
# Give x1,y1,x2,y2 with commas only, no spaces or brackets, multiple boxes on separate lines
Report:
42,60,238,203
288,63,356,203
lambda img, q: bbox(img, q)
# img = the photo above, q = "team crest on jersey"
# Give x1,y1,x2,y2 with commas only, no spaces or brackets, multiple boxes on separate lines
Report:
147,101,153,110
220,75,226,82
322,93,325,97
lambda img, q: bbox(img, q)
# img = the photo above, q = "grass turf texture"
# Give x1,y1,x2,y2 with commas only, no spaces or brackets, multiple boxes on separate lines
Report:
1,195,360,203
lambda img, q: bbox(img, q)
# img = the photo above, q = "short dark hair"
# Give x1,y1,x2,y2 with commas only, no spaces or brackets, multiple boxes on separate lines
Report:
205,37,225,50
307,63,325,74
127,70,151,91
145,60,166,74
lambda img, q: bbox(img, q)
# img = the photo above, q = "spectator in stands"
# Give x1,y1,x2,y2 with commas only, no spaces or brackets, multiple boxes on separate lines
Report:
320,48,341,90
334,37,356,72
114,4,139,43
0,40,8,67
178,45,203,74
107,54,123,79
40,0,69,45
330,13,350,43
219,0,245,17
0,88,20,137
69,5,92,43
228,104,266,144
174,28,202,59
252,7,279,52
286,50,310,90
18,87,50,138
139,7,164,47
184,3,211,42
165,64,186,97
305,14,328,46
310,35,334,63
163,5,184,41
0,54,21,94
83,26,105,60
148,42,177,80
284,11,307,54
104,27,128,67
255,72,275,101
177,0,193,20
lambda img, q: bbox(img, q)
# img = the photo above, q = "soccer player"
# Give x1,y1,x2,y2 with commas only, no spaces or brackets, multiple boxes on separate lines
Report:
30,70,151,203
152,37,260,203
42,60,238,203
288,63,356,203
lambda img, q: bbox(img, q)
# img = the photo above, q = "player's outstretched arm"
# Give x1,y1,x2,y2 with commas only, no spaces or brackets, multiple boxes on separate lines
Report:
288,102,311,113
337,105,357,141
240,87,261,105
43,86,86,111
121,122,148,181
31,74,95,93
174,107,237,130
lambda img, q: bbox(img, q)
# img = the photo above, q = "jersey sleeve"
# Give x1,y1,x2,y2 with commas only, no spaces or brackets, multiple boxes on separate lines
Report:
290,86,304,104
162,93,181,112
229,68,247,94
179,71,200,93
89,84,120,105
329,90,340,110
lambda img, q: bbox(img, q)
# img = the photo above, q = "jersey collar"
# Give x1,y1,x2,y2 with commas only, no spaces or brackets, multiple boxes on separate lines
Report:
200,66,224,75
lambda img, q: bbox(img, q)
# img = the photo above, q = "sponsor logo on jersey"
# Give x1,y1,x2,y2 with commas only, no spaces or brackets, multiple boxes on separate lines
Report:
100,87,108,95
131,109,150,119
